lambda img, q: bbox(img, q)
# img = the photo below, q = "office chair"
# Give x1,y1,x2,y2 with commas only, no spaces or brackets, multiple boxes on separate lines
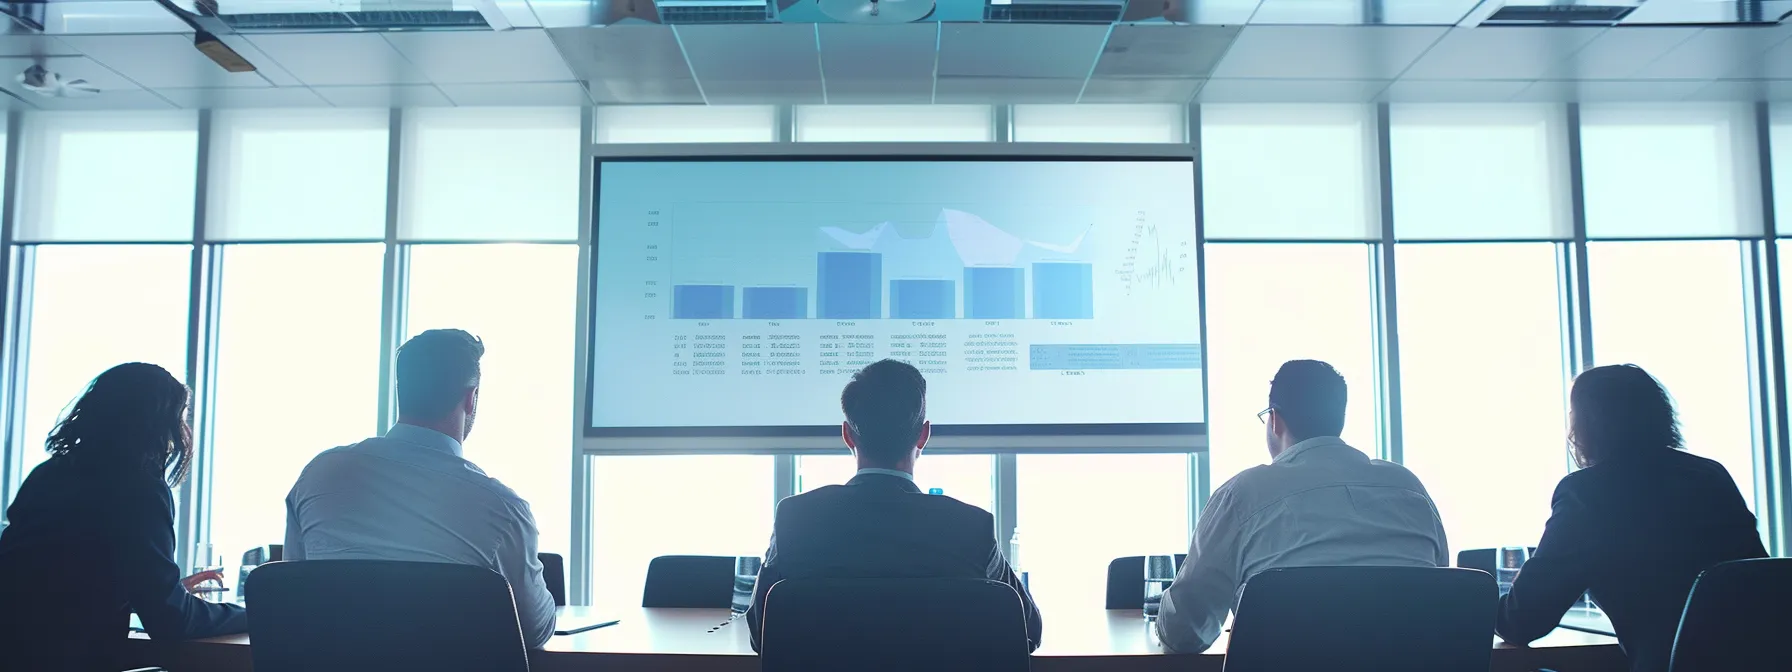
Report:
1223,566,1496,672
539,552,566,606
1668,558,1792,672
245,560,530,672
760,577,1031,672
641,554,734,608
1104,554,1187,609
1455,547,1535,576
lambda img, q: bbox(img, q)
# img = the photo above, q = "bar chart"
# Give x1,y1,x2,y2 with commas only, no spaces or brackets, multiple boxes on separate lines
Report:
671,259,1097,321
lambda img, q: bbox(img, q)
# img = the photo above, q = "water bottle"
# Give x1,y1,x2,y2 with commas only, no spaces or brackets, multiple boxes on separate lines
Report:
927,487,944,495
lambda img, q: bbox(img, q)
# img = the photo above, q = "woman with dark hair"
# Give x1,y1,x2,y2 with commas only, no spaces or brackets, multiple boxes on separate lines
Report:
0,363,248,670
1496,364,1766,672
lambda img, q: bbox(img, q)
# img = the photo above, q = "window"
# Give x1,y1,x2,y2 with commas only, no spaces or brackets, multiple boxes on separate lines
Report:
400,108,581,241
406,244,580,556
1390,104,1570,240
1773,105,1790,232
208,244,384,579
1016,454,1188,611
796,454,995,512
1202,105,1378,240
1204,243,1377,487
1589,241,1757,510
593,105,777,143
797,105,992,142
10,246,190,501
208,109,388,241
1396,244,1569,552
1012,105,1186,143
16,111,198,242
1580,104,1763,238
589,456,774,609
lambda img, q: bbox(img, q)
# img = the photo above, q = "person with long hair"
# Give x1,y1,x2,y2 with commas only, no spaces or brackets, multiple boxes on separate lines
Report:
1496,364,1766,672
0,363,248,670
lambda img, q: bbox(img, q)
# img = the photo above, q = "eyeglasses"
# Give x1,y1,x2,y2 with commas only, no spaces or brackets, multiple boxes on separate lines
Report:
1257,406,1275,424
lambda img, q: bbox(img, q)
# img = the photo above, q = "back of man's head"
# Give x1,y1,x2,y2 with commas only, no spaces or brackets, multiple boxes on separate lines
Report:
841,359,928,466
396,329,484,420
1268,359,1347,441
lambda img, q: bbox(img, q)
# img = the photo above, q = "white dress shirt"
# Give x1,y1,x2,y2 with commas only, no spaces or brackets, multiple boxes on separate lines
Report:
284,423,557,648
1155,436,1449,653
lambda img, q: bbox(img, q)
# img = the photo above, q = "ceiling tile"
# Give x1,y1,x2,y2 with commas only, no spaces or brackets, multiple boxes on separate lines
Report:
1544,27,1700,80
1212,26,1448,80
819,23,934,103
1512,79,1710,102
59,34,271,89
155,86,328,109
1378,79,1529,103
1633,27,1791,80
1093,25,1241,79
547,25,693,81
1401,27,1604,80
1685,80,1792,102
1079,78,1205,103
823,80,934,105
381,29,575,85
675,24,821,104
584,77,706,105
0,34,79,57
246,33,428,87
1198,78,1392,103
934,76,1084,104
438,82,593,106
938,24,1109,79
219,35,300,87
312,84,449,108
6,88,173,110
1759,39,1792,79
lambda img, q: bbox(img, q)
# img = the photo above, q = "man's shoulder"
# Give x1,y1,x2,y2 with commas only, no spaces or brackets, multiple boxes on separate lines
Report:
776,483,991,524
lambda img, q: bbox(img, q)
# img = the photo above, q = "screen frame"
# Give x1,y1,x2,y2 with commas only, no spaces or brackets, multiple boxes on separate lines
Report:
581,146,1209,454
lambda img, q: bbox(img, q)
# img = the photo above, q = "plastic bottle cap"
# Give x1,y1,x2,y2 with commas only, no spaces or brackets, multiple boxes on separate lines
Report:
927,488,944,495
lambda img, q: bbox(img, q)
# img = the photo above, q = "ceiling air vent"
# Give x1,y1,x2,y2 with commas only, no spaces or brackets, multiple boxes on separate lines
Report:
1483,3,1637,24
984,0,1124,23
221,10,490,31
657,0,775,23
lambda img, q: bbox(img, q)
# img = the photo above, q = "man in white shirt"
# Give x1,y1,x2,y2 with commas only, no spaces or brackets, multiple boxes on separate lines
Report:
1155,360,1448,653
284,329,556,648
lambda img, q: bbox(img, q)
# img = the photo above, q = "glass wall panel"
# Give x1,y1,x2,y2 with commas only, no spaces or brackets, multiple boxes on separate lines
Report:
797,105,993,142
1202,105,1378,240
1581,104,1763,238
1390,104,1570,240
400,108,581,241
1015,454,1188,612
208,109,388,241
1396,243,1569,552
406,244,580,556
209,244,384,580
589,456,774,608
17,111,198,242
1012,104,1186,143
1204,243,1377,487
593,105,777,143
1588,241,1757,511
796,454,995,512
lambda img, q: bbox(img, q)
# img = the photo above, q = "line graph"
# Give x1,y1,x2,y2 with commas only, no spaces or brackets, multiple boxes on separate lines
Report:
1119,211,1189,296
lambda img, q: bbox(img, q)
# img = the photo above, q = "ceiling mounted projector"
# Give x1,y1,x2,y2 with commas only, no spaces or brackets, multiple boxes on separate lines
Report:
817,0,935,23
18,64,98,98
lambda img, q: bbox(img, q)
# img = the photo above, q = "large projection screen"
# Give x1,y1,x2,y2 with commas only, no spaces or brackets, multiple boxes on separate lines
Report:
585,157,1206,452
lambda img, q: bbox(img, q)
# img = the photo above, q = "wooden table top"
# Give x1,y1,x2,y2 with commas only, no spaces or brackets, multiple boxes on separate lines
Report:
126,605,1627,672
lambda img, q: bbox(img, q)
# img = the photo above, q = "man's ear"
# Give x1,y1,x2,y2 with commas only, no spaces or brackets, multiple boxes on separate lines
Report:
841,422,857,451
464,386,479,413
915,421,932,453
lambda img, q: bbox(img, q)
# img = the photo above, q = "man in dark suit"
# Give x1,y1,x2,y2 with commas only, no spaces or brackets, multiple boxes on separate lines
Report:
744,359,1042,652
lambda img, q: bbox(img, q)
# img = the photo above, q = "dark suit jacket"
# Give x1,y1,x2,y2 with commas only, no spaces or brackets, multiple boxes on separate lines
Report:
0,456,248,670
745,472,1043,652
1497,450,1766,672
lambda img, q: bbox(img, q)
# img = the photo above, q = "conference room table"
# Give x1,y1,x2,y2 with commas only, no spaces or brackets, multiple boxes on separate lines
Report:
123,605,1626,672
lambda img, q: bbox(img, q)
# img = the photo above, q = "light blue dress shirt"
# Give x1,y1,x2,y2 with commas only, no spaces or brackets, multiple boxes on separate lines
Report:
284,423,557,648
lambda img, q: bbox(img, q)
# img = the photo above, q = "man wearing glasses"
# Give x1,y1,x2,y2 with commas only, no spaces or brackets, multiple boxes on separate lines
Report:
1154,360,1449,653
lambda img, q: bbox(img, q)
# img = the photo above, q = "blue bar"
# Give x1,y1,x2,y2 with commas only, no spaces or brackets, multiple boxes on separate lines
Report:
1029,344,1204,370
672,284,734,319
890,279,955,319
743,287,807,320
965,267,1025,319
817,252,881,319
1032,262,1095,319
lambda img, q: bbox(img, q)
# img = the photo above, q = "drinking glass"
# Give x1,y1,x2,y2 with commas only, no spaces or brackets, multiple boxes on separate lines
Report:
731,556,762,614
1497,546,1531,597
1143,554,1177,620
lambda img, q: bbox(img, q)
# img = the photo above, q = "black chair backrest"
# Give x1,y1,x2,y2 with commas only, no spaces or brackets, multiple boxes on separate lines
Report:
1669,558,1792,672
246,560,530,672
1224,566,1495,672
1455,547,1535,576
760,577,1030,672
1104,554,1187,609
641,555,735,608
539,552,566,607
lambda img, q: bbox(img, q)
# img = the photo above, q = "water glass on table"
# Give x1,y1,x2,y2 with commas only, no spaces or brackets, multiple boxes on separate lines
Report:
731,556,762,614
1497,546,1530,597
1143,554,1177,621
